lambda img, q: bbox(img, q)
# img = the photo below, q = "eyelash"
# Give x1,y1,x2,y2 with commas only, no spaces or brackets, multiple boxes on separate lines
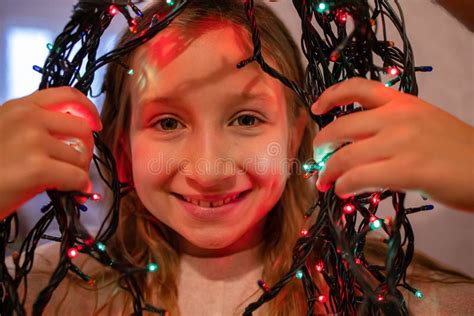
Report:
153,113,263,132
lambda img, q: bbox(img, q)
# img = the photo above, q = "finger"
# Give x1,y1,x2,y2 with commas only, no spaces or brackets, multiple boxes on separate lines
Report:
25,87,102,132
75,179,92,205
39,109,95,148
311,78,397,115
38,110,95,163
42,159,90,193
331,158,420,199
42,134,91,171
312,108,383,151
316,135,394,188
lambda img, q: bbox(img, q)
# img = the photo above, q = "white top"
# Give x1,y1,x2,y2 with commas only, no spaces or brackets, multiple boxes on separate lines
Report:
6,242,474,315
178,243,264,316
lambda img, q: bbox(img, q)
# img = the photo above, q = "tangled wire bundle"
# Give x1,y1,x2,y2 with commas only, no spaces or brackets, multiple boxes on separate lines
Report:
0,0,434,315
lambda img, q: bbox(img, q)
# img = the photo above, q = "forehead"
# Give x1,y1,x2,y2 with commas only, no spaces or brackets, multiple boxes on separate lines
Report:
130,21,282,104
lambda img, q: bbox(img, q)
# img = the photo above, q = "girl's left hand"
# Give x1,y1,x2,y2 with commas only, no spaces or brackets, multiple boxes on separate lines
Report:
311,78,474,212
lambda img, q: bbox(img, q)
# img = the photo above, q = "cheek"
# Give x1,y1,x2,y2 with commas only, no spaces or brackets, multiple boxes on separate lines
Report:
130,139,177,191
239,136,291,181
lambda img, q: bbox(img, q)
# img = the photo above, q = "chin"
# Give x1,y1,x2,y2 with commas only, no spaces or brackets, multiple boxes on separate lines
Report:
179,228,252,256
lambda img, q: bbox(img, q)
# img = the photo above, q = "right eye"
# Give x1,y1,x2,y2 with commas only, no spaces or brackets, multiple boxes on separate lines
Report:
153,117,184,132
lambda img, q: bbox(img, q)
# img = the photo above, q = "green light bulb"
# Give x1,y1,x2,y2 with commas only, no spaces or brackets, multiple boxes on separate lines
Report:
127,69,135,76
317,2,327,13
166,0,174,5
47,43,60,53
414,290,424,299
370,219,382,230
97,242,106,252
295,270,303,279
147,263,158,272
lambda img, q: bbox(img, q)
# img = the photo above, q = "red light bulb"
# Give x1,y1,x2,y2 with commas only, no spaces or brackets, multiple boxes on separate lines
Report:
371,194,380,205
369,215,377,223
339,12,348,23
336,9,349,23
388,67,400,76
109,5,119,16
129,19,137,33
300,229,308,236
318,295,327,303
91,193,101,201
355,258,362,265
377,294,384,301
330,51,340,62
343,203,355,215
315,262,324,272
68,247,78,259
84,238,94,246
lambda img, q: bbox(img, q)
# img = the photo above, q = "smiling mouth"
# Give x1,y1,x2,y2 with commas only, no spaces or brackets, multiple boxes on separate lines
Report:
172,190,251,208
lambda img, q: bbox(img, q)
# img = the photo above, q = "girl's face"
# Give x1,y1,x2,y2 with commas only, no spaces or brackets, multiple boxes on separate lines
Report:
128,21,304,256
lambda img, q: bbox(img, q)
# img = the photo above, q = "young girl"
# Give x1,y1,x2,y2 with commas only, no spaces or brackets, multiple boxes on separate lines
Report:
1,1,473,315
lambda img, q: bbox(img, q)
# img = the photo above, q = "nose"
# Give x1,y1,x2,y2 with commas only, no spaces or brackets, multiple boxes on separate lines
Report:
181,129,237,189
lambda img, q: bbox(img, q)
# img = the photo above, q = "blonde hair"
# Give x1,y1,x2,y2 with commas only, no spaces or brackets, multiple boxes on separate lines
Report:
42,2,473,315
97,0,319,314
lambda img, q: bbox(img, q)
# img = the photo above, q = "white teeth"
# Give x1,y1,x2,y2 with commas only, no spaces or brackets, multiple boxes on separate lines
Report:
212,200,224,207
199,200,212,208
182,193,241,208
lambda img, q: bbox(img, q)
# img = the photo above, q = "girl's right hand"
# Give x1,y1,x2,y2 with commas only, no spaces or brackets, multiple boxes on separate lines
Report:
0,87,102,221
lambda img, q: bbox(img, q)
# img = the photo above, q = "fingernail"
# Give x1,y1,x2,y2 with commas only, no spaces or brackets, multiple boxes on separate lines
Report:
316,177,331,192
313,143,338,165
75,196,88,205
311,100,321,114
63,137,85,153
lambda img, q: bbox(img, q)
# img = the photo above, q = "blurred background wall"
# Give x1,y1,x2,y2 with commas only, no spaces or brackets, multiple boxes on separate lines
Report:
1,0,473,276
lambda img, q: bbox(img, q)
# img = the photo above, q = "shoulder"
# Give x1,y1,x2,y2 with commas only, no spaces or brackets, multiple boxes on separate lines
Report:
6,242,126,315
406,269,474,315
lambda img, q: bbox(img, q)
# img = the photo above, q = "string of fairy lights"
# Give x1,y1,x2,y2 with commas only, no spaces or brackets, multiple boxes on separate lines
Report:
0,0,435,315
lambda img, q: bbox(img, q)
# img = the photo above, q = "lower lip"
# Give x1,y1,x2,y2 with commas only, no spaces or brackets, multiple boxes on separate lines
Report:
173,190,251,221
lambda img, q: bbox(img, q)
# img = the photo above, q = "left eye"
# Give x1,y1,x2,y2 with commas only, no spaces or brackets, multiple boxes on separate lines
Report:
231,114,262,127
154,117,184,131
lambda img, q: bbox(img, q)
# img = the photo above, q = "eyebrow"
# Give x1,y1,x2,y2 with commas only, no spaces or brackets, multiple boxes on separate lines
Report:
139,91,275,110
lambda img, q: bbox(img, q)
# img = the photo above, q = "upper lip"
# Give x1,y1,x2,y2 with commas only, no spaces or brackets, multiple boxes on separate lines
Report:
174,190,248,202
